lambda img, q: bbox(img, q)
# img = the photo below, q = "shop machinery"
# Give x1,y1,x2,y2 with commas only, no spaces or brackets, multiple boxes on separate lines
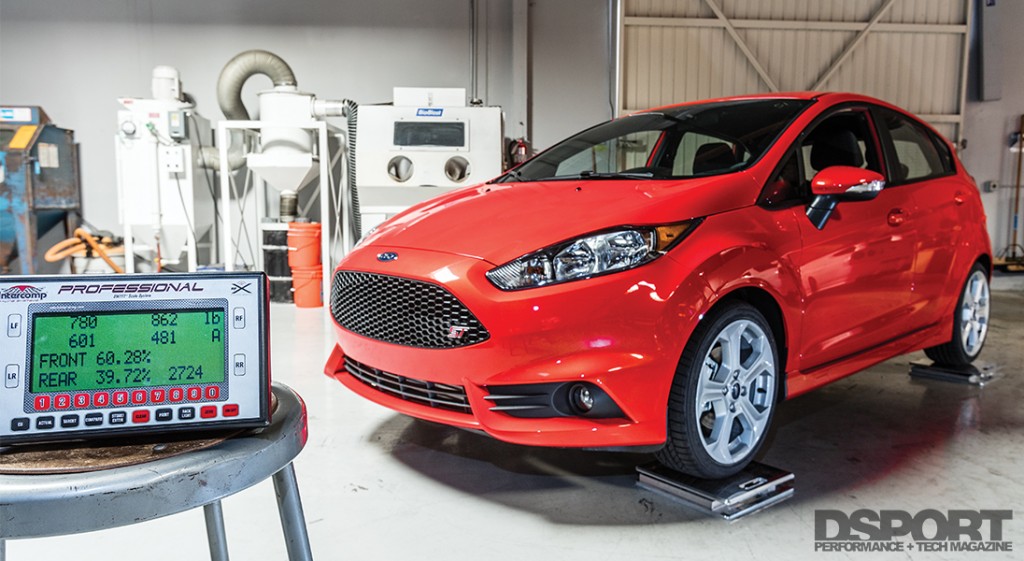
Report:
0,106,81,274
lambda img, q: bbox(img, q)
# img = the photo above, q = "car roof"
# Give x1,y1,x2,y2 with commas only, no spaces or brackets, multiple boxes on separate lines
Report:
638,92,897,115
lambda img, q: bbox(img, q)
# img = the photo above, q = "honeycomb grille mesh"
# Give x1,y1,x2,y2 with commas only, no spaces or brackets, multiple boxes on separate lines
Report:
331,270,490,348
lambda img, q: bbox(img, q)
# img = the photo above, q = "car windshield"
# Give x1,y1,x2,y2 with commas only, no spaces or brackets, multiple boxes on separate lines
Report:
498,99,812,183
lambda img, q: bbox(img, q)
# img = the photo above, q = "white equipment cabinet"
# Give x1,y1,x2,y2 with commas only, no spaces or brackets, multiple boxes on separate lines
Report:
114,68,216,273
357,87,503,235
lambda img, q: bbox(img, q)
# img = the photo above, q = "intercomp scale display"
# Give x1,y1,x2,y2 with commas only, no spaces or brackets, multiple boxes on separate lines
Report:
0,273,270,444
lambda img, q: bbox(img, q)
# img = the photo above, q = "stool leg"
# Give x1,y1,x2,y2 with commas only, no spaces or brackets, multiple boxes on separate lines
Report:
203,500,230,561
272,463,313,561
1,537,6,561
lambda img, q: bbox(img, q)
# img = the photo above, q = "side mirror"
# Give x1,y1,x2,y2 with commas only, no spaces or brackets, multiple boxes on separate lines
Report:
806,166,886,230
810,166,885,200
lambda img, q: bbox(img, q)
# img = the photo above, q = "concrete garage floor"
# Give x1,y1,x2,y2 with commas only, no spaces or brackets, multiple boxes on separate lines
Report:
9,290,1023,560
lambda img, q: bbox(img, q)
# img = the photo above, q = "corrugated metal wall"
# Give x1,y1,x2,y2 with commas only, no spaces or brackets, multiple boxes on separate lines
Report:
620,0,970,140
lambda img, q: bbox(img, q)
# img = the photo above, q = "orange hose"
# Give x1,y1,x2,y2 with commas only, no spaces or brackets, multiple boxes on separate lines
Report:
44,229,125,273
74,228,124,273
44,237,86,262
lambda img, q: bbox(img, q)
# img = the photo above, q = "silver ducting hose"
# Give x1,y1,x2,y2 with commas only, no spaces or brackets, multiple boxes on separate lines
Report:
342,100,362,239
199,49,298,169
337,100,362,238
216,49,296,120
313,99,362,240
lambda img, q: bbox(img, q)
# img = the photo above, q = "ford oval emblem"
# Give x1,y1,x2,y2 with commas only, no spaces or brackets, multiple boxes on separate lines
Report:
377,251,399,262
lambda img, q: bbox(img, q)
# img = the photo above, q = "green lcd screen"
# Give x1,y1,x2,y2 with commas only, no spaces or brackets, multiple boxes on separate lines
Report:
30,309,227,393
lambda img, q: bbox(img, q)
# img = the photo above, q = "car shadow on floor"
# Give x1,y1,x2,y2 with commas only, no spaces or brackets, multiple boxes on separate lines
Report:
366,291,1024,525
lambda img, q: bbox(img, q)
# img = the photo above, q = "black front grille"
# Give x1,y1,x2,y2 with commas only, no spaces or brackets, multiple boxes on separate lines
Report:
331,270,490,349
344,356,472,414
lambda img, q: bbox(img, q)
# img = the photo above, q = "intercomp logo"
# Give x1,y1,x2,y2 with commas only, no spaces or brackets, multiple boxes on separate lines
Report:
815,509,1013,553
0,285,47,301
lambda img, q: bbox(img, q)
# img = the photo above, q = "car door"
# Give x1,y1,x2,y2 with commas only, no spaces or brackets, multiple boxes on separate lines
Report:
873,107,963,329
789,107,917,370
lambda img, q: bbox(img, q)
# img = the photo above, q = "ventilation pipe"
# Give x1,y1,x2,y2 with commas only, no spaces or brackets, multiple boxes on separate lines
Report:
216,50,296,120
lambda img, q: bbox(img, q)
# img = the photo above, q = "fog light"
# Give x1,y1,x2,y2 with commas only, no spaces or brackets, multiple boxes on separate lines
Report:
570,383,594,412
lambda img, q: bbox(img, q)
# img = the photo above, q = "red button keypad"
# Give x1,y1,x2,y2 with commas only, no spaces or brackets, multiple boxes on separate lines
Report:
25,384,232,431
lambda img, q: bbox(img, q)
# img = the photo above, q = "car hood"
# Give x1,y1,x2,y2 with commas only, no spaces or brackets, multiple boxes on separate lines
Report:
357,175,760,265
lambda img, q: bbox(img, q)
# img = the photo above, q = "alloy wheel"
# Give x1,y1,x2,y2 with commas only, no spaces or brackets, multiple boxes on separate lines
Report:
960,269,990,357
695,319,776,465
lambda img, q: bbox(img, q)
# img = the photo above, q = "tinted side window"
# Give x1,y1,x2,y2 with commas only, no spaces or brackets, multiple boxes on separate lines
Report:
930,129,956,174
761,109,881,207
878,110,952,183
801,111,883,178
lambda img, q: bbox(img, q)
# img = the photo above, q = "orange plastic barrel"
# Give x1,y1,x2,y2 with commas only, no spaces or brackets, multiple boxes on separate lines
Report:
291,266,323,308
287,222,321,269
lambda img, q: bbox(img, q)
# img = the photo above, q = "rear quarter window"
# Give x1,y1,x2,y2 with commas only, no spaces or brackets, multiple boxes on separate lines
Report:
878,109,955,183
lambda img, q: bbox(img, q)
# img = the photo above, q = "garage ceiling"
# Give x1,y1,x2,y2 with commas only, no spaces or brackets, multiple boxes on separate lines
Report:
619,0,970,141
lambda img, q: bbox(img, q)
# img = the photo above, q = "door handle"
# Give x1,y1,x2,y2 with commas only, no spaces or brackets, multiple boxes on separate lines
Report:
887,208,906,227
954,191,965,205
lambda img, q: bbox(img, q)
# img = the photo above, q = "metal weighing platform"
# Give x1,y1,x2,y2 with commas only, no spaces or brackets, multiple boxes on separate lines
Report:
637,461,794,521
0,383,312,561
909,360,997,386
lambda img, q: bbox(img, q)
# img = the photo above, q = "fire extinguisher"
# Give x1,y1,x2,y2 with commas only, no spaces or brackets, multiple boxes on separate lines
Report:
507,137,530,169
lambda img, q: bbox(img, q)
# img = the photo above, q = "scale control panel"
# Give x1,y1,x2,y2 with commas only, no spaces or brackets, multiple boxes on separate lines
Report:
0,272,270,445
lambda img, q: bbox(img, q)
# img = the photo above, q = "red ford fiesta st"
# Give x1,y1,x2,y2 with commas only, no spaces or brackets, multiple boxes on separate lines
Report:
325,92,991,479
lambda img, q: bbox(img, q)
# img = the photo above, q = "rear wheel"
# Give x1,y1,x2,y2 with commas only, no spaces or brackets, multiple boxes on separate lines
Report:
924,264,990,366
657,302,779,479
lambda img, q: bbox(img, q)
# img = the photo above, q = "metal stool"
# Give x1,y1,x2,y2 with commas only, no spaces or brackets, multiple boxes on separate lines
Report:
0,383,312,561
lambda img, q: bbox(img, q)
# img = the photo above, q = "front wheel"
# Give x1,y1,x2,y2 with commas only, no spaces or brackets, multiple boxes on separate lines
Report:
924,264,990,366
657,302,779,479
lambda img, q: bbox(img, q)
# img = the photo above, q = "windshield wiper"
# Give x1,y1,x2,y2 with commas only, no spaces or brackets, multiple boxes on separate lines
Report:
492,169,524,183
530,170,657,181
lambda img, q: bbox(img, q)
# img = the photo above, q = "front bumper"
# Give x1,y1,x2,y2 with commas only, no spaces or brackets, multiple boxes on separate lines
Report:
324,245,708,448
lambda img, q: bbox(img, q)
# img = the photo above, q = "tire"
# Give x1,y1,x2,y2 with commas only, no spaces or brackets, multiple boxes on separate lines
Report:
656,302,779,479
924,263,990,367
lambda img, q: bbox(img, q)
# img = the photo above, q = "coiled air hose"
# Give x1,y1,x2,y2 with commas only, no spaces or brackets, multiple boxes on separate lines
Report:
45,228,125,274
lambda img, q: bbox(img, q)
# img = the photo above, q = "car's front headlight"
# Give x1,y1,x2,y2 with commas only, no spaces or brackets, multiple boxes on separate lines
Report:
486,220,700,290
